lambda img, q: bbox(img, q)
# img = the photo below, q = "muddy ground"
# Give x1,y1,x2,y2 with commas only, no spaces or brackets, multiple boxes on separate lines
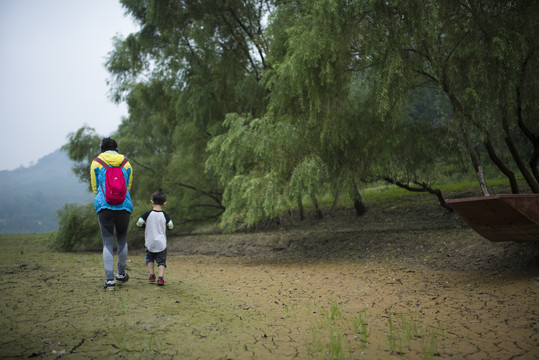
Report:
0,192,538,359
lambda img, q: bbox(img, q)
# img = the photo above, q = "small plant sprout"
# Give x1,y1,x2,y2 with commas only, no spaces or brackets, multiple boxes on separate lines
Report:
353,310,369,351
329,301,342,323
387,308,397,353
283,303,290,316
328,330,345,359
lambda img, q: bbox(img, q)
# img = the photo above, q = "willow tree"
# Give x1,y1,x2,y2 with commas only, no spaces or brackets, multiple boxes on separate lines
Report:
99,0,273,226
205,113,330,230
263,0,374,214
203,0,456,230
263,0,454,207
360,0,539,194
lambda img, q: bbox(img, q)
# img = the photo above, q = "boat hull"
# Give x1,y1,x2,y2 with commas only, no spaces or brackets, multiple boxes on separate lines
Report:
446,194,539,242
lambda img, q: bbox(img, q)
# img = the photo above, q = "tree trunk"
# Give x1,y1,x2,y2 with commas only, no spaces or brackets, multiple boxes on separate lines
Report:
460,126,490,196
353,189,367,216
502,114,539,193
515,96,539,182
515,49,539,183
484,137,519,194
449,94,490,196
531,151,539,184
475,165,490,196
516,98,539,183
297,195,304,221
310,194,323,219
331,190,340,214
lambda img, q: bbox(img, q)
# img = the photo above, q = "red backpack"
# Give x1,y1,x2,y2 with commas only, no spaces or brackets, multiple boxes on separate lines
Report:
93,157,129,205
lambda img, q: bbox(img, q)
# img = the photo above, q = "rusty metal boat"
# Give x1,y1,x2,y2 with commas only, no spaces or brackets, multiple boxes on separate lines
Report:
446,194,539,242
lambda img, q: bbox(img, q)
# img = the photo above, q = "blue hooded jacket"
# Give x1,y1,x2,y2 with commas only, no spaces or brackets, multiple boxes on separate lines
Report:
90,151,133,214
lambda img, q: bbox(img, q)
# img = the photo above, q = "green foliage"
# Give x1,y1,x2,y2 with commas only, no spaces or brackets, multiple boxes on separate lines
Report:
59,0,537,234
359,0,538,191
99,0,273,228
265,0,362,117
51,204,101,251
62,126,101,191
289,155,329,200
206,114,308,230
386,87,459,183
259,0,461,211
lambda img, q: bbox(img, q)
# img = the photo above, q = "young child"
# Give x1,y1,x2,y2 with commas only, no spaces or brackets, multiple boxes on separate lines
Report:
136,189,174,286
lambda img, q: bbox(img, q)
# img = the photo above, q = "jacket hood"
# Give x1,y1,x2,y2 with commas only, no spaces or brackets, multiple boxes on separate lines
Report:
98,152,126,167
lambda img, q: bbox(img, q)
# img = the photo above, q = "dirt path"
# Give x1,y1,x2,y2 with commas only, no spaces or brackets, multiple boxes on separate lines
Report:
0,195,538,359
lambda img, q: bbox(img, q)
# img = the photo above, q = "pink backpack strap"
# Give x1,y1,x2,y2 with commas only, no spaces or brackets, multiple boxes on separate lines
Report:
94,157,128,168
93,157,109,168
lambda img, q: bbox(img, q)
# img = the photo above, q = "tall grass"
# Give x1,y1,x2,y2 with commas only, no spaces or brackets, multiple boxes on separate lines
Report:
353,310,369,352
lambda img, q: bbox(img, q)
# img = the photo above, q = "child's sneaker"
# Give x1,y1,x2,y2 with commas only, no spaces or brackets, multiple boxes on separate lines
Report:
115,273,129,283
103,280,116,290
157,277,164,286
149,274,156,282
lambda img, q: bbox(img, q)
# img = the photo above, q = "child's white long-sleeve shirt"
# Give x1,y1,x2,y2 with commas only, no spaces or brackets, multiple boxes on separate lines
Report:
136,210,173,252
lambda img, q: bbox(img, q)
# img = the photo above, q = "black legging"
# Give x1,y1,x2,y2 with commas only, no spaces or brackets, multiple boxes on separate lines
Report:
98,209,131,281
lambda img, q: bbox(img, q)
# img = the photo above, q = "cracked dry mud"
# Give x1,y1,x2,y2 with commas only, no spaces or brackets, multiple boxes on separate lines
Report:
1,193,538,359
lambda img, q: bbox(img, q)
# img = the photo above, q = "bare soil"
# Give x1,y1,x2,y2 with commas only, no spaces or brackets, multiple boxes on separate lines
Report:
1,192,538,359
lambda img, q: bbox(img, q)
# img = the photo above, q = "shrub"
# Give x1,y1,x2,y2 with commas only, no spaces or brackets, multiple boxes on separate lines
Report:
52,203,101,251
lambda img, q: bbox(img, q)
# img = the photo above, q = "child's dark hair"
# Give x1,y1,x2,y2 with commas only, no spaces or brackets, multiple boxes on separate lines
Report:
152,188,167,205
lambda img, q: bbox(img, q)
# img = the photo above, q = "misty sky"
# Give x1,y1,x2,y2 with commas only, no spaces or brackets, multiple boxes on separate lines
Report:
0,0,138,171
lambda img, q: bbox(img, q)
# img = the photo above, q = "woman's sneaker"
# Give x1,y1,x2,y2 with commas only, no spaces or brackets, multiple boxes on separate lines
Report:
115,273,129,283
149,274,156,282
157,277,164,286
103,280,116,290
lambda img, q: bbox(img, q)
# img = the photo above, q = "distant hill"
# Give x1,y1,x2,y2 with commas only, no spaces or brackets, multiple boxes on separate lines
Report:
0,149,93,233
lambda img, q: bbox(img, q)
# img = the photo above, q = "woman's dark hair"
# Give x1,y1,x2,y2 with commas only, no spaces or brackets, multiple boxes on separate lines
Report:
101,137,118,152
152,188,167,205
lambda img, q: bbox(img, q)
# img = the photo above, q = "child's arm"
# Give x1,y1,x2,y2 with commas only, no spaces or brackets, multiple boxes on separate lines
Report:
136,211,151,228
136,217,145,228
164,212,174,230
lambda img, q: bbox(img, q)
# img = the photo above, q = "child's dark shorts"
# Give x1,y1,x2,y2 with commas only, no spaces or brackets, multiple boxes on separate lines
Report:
145,248,167,267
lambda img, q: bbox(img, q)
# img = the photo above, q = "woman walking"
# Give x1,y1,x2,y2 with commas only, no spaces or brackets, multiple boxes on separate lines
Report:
90,137,133,290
